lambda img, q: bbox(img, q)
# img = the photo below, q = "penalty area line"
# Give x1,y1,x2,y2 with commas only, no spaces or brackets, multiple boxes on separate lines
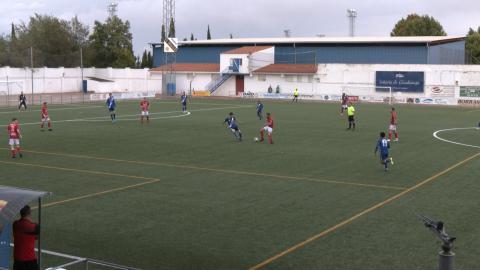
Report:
0,160,163,209
33,179,161,209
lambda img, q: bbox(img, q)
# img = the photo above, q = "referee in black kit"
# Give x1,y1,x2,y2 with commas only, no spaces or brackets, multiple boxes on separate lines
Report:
19,92,27,110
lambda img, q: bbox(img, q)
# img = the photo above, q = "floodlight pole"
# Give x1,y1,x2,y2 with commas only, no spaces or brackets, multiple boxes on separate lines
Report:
30,47,34,106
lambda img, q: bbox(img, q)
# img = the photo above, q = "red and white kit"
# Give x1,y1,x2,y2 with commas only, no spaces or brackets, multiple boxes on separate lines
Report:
140,100,150,116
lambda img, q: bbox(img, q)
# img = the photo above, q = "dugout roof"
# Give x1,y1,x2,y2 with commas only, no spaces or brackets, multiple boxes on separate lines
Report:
0,186,50,233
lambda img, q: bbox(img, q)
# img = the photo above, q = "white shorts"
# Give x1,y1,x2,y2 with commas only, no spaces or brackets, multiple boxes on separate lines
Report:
42,117,50,122
9,139,20,146
141,111,149,116
342,104,348,109
263,126,273,133
389,124,397,131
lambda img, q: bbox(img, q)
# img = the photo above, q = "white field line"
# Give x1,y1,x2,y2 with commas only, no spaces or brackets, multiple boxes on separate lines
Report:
0,101,248,114
433,127,480,149
0,105,105,114
81,112,191,122
19,105,252,125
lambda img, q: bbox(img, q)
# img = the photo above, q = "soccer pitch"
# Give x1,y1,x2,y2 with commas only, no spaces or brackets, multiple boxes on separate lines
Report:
0,98,479,270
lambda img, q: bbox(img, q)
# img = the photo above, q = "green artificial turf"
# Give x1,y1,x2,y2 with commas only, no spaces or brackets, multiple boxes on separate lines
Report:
0,98,478,270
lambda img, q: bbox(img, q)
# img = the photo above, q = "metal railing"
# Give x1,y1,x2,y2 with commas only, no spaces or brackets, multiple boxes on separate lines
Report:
207,68,233,93
18,244,139,270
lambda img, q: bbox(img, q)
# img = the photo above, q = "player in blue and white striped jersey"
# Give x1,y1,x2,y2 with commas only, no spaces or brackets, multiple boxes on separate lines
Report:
374,132,394,171
106,93,116,123
256,100,264,120
224,112,242,141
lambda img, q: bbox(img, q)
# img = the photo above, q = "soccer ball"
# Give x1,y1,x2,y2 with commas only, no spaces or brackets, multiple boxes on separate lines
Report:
254,137,259,142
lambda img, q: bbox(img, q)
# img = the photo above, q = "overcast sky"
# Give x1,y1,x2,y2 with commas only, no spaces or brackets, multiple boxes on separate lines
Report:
0,0,479,56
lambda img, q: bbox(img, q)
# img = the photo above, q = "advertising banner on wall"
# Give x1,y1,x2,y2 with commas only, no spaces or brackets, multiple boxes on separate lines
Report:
375,71,425,92
408,97,457,105
459,86,480,98
428,86,455,97
458,99,480,105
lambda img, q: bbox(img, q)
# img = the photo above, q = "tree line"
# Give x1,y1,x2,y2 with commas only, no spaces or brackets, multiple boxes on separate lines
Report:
1,13,479,68
390,14,480,63
0,14,145,68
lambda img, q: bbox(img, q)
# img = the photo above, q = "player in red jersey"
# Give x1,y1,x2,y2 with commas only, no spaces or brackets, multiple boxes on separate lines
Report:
259,112,274,144
140,98,150,124
40,102,52,131
8,118,22,158
341,93,349,115
388,107,398,142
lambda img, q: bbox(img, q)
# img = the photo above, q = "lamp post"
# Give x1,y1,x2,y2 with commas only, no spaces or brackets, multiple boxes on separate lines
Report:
347,9,357,37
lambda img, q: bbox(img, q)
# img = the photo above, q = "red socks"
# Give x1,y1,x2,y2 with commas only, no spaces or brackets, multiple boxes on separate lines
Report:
260,130,273,144
389,132,398,140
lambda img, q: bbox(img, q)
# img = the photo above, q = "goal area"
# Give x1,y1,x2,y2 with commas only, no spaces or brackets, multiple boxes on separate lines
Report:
0,81,24,106
341,85,394,105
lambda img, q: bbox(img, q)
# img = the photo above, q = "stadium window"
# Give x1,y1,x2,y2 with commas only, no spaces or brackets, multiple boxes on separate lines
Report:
229,58,243,66
258,75,267,81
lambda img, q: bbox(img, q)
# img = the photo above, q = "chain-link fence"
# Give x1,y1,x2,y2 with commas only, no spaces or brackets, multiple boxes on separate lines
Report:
0,92,92,107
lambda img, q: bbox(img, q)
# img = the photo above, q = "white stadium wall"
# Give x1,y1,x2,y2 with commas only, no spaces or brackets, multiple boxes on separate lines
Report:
2,64,480,106
237,64,480,106
0,67,162,95
249,47,275,72
220,54,250,74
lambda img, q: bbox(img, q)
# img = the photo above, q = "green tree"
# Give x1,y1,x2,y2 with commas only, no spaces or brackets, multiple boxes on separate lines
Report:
161,24,166,42
229,33,233,39
207,25,211,40
135,55,141,68
141,50,148,68
190,33,194,41
466,27,480,64
87,16,135,68
10,23,16,40
6,23,20,66
147,51,153,67
0,35,8,65
391,14,447,36
13,14,89,67
168,18,175,38
70,16,89,48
